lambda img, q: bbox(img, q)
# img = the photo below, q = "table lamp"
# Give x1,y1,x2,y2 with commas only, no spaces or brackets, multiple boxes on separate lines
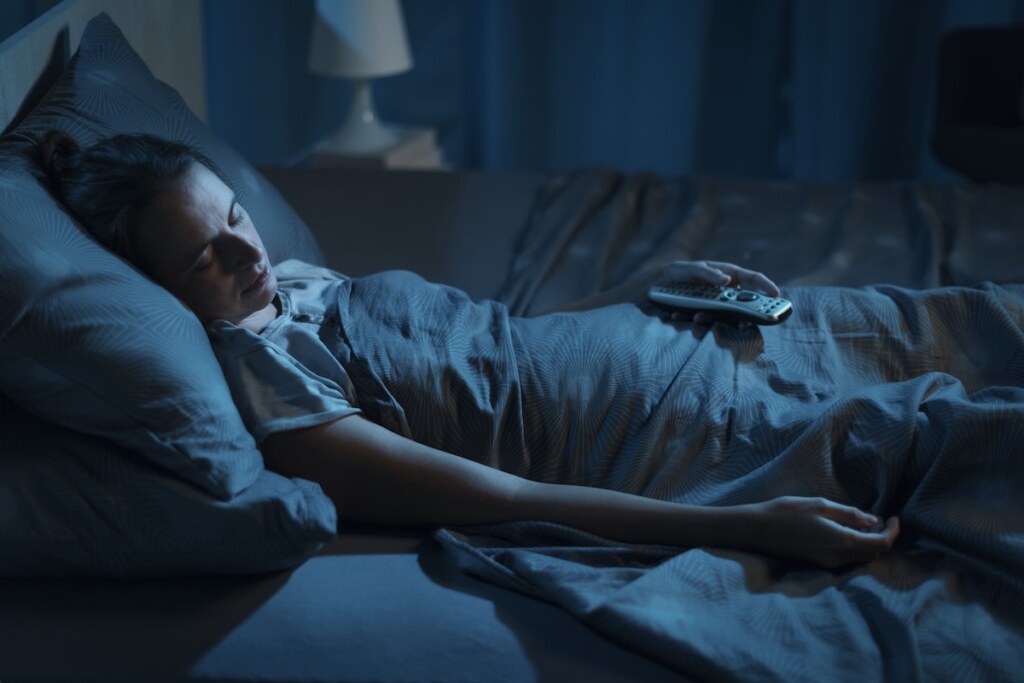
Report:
308,0,413,154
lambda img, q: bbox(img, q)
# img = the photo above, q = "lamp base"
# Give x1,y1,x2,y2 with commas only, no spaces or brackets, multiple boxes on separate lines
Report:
322,78,399,154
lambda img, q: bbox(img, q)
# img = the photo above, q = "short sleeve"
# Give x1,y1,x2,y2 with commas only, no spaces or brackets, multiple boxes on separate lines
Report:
208,327,361,445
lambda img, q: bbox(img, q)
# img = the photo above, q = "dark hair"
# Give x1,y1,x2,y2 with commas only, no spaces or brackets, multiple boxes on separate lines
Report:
35,130,224,271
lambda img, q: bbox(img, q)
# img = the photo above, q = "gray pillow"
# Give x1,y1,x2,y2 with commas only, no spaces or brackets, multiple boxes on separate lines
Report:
0,392,335,577
5,13,324,269
0,171,261,498
0,13,325,498
0,14,337,575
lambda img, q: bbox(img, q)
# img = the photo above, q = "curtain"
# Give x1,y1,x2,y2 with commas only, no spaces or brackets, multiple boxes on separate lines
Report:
380,0,1024,180
8,0,1021,181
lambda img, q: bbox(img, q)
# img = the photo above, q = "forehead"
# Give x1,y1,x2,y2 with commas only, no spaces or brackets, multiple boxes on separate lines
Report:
149,164,233,239
173,164,233,214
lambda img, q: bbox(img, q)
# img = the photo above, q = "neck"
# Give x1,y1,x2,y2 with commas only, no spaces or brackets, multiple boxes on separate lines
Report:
237,296,280,333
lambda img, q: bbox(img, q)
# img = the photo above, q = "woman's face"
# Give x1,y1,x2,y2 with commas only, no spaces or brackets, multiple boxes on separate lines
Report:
134,163,277,325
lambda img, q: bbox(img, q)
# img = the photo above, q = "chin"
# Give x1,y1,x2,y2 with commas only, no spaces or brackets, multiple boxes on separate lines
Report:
254,283,278,314
260,280,278,306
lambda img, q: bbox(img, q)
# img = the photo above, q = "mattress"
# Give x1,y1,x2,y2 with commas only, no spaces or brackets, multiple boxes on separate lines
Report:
0,527,685,683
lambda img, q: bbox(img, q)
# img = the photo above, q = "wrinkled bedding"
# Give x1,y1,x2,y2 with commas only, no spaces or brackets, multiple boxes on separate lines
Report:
432,283,1024,681
332,266,1024,681
414,169,1024,681
498,168,1024,316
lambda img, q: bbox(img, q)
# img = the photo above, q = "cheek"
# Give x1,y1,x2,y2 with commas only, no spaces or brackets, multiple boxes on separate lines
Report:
169,277,229,314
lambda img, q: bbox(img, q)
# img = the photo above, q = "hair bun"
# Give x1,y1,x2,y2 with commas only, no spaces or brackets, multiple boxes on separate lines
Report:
37,130,81,190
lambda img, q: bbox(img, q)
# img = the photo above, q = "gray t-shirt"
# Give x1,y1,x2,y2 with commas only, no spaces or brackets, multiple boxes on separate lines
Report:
206,260,361,444
206,258,705,493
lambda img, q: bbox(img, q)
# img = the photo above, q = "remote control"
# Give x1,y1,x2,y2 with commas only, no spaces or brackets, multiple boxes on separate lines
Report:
648,282,793,325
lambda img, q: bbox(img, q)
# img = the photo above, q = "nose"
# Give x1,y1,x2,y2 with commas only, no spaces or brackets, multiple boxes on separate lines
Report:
223,233,263,271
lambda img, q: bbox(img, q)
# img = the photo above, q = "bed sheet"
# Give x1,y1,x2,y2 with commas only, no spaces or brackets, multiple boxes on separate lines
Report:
497,167,1024,316
432,276,1024,680
189,254,1024,681
383,165,1024,683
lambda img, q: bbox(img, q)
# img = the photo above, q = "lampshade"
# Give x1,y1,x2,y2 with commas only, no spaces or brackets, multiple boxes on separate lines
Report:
308,0,413,79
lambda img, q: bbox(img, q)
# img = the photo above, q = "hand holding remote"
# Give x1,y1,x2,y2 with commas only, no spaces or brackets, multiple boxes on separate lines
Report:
657,260,781,299
649,282,793,325
649,261,791,326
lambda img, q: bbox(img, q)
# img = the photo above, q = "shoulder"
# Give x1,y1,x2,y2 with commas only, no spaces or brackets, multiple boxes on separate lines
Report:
273,259,349,284
205,318,265,355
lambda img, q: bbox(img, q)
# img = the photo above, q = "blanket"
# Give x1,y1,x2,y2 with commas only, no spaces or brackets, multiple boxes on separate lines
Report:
433,282,1024,682
417,168,1024,681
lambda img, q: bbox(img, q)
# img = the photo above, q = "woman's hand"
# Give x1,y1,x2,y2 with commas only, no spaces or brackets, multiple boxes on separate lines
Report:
658,260,781,297
742,496,900,568
657,260,782,326
535,259,780,316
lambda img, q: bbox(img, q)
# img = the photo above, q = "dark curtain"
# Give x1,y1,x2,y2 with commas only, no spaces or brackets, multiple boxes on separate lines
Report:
377,0,1024,180
7,0,1023,180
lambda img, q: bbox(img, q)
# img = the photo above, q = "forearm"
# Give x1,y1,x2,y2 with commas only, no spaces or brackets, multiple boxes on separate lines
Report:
263,416,521,528
262,416,898,566
263,415,756,549
512,479,754,547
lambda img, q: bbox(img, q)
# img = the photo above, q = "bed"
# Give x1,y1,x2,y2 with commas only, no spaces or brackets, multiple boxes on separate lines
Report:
1,2,1022,682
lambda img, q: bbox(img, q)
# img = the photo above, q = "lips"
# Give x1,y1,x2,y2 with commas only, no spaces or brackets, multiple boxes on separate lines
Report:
244,266,269,294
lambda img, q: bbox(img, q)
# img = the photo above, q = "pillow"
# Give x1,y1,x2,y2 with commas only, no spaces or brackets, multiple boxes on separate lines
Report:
0,14,337,575
4,14,325,268
0,392,336,577
0,13,323,499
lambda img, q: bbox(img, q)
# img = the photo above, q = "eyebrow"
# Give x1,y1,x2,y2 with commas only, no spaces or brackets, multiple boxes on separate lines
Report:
182,195,238,273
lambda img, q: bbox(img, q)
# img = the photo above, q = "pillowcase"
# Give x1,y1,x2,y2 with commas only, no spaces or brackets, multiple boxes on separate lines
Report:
0,171,260,499
0,13,322,499
0,391,336,577
0,13,337,575
4,14,325,268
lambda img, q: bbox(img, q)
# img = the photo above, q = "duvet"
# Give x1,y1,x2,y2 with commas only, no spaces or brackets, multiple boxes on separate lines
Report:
333,266,1023,681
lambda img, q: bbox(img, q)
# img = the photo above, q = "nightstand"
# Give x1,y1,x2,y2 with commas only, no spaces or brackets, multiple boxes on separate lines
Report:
311,127,445,170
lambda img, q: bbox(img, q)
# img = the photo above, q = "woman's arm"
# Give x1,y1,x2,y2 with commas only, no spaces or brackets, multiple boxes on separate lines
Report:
262,415,899,568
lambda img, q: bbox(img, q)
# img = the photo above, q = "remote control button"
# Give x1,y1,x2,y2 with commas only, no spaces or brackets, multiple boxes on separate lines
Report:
736,291,759,302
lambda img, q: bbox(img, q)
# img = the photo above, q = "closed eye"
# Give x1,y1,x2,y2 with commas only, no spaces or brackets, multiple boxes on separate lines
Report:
229,200,245,226
187,246,214,273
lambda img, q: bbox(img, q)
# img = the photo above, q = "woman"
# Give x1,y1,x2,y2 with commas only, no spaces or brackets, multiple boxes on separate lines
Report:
36,130,900,568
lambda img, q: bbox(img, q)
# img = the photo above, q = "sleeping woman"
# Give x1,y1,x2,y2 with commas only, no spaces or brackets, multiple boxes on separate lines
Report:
35,130,904,569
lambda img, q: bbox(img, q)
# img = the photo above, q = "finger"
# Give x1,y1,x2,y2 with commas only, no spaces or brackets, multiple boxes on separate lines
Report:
812,518,888,566
748,272,782,297
669,310,694,322
820,501,880,530
693,312,713,325
881,516,900,544
730,268,781,297
706,262,781,296
839,518,900,553
662,261,730,286
702,262,741,287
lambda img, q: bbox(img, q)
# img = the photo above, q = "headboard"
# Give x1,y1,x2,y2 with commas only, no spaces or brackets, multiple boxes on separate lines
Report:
0,0,205,133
